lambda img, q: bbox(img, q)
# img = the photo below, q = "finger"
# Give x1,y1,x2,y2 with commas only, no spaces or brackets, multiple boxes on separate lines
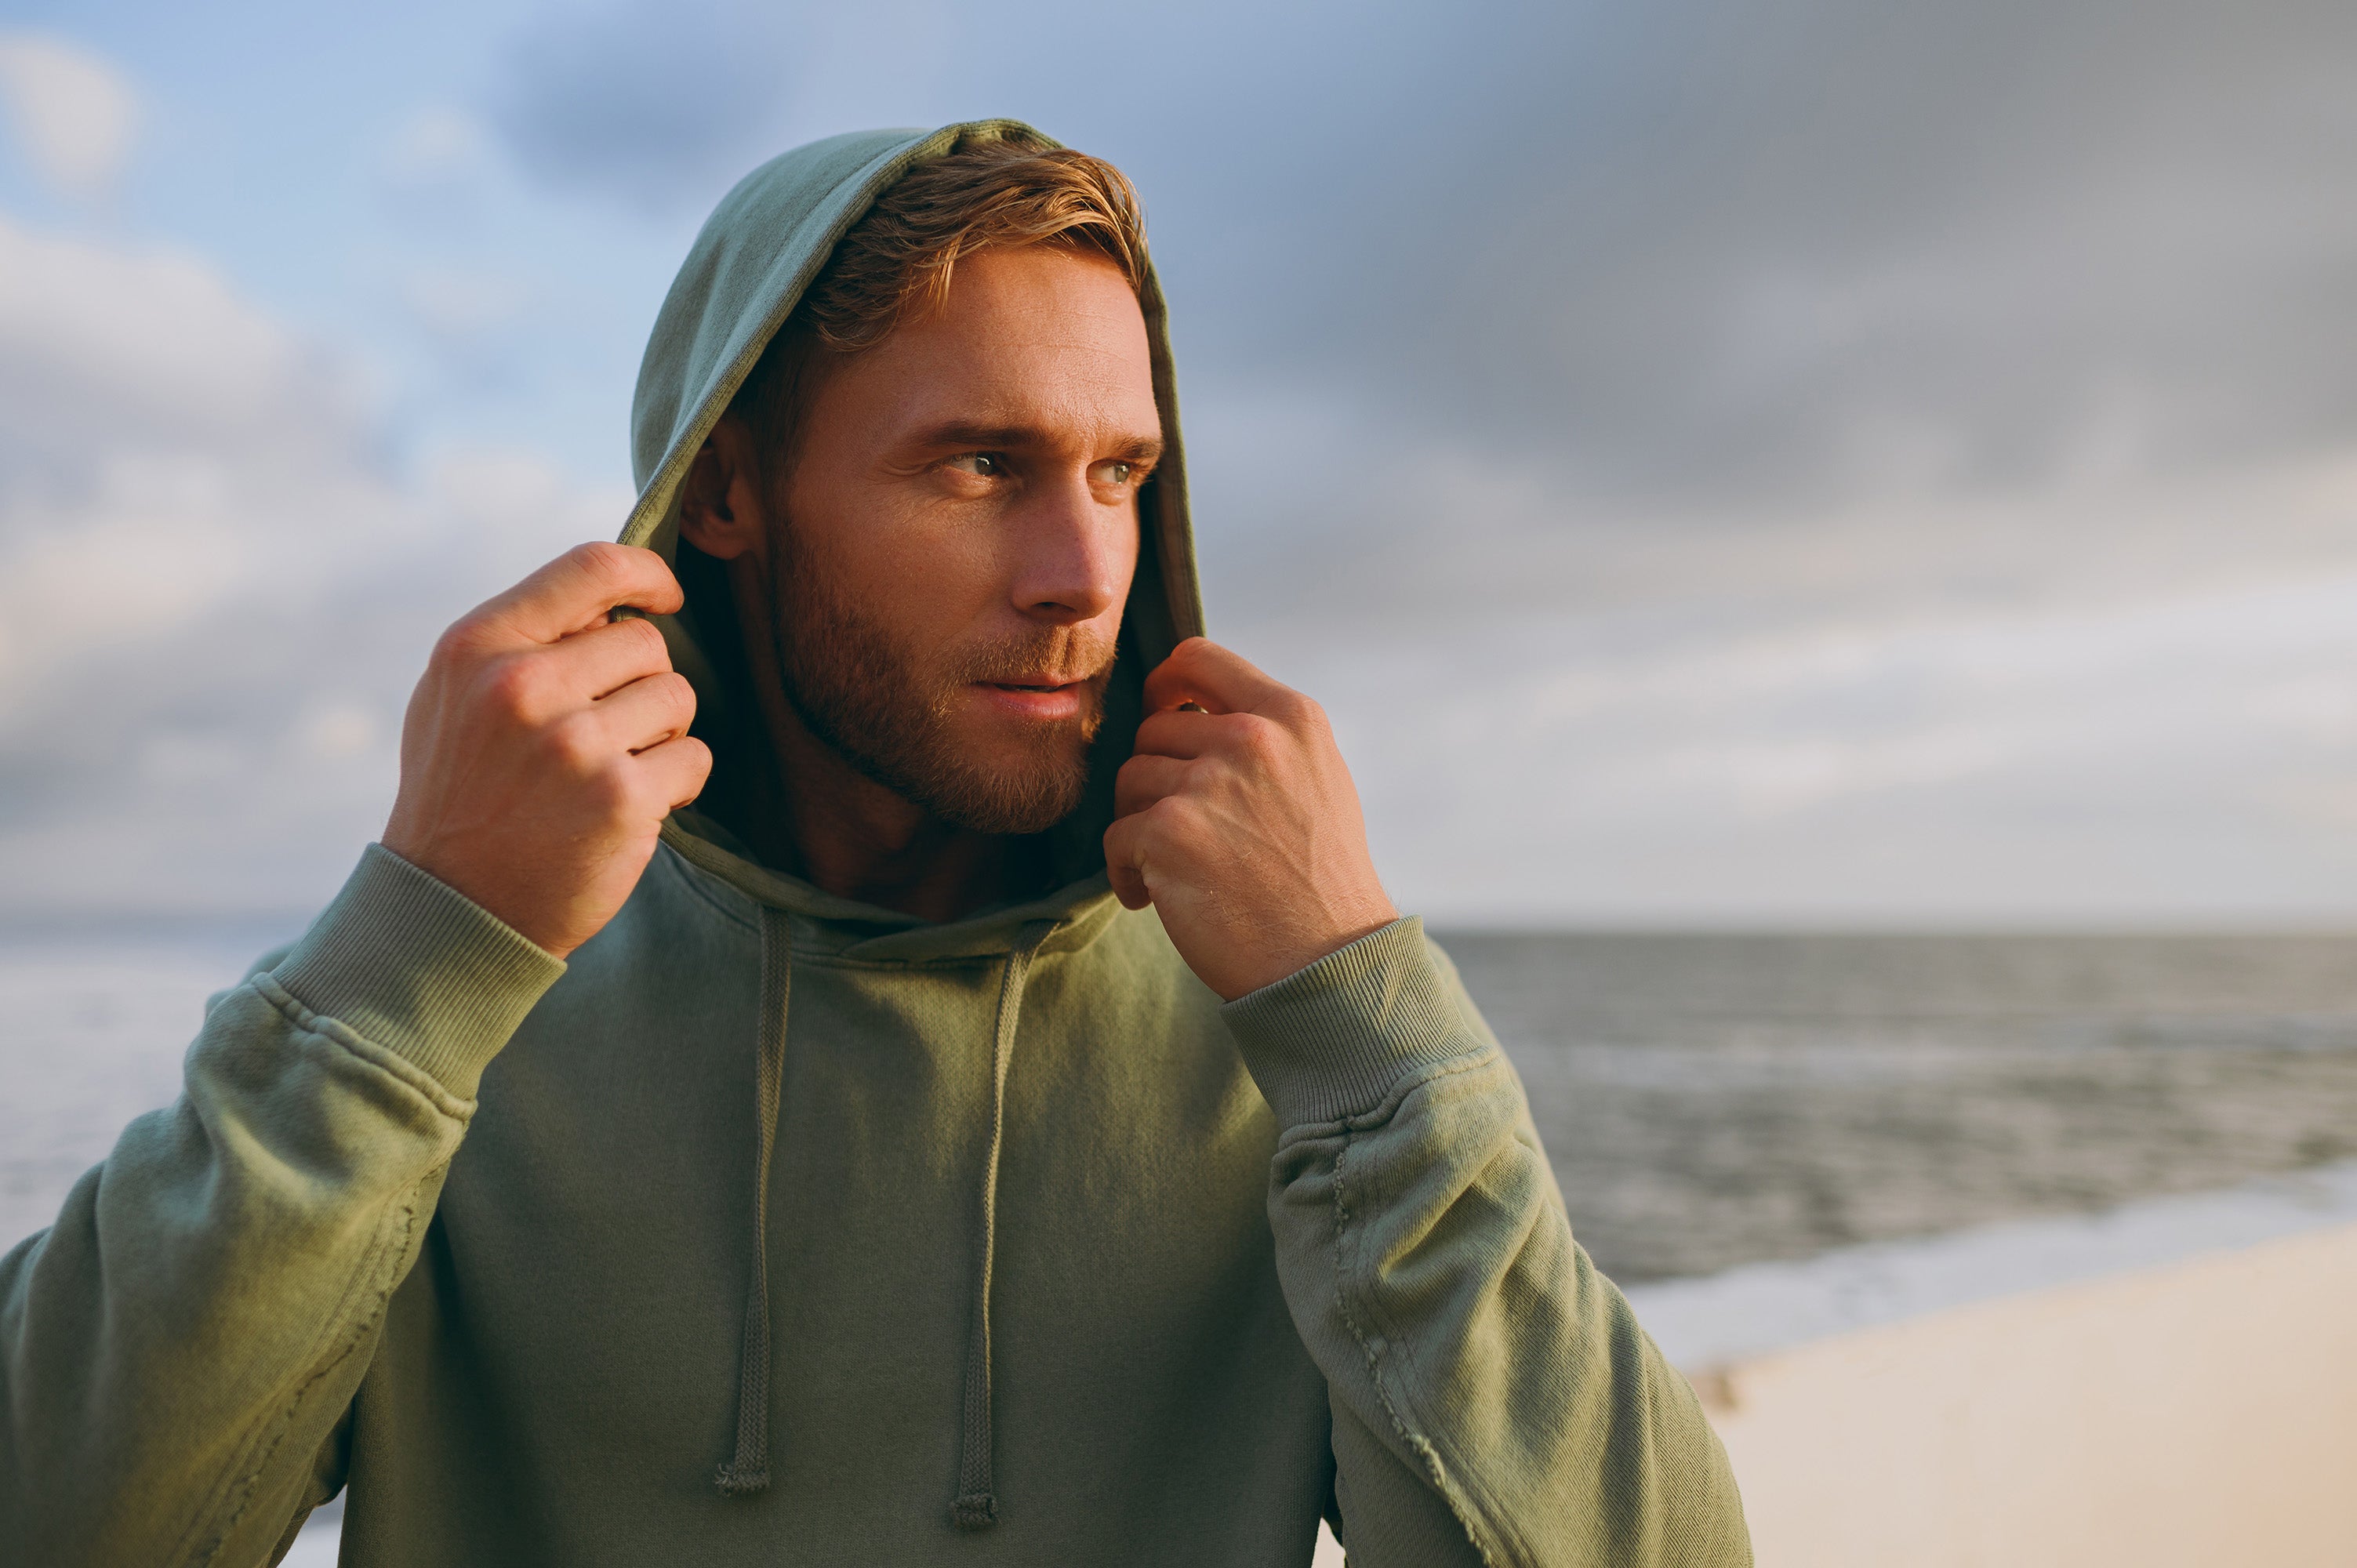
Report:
1101,815,1154,911
634,732,714,813
1131,706,1245,762
1141,637,1294,717
1107,866,1151,911
1113,753,1189,818
594,670,698,754
523,615,675,704
474,543,684,647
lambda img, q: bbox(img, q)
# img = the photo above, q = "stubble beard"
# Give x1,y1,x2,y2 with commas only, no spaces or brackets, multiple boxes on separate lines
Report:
767,532,1116,837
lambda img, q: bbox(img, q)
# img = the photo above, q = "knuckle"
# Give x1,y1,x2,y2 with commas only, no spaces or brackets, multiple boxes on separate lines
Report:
1229,713,1279,757
542,712,605,775
478,656,544,720
568,539,633,580
626,613,671,662
590,761,637,810
432,619,486,668
576,766,637,823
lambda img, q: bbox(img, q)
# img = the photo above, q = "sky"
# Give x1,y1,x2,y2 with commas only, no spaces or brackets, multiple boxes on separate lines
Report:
5,0,2357,924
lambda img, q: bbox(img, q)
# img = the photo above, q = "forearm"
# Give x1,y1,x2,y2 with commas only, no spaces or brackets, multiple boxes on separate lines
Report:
1227,920,1751,1568
0,847,561,1567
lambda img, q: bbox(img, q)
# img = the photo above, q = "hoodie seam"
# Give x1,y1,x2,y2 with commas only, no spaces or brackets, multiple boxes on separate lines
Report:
658,847,1070,967
178,1171,436,1567
1270,1048,1499,1152
656,841,1102,967
1330,1131,1505,1568
249,976,481,1122
783,952,1031,975
1326,1054,1545,1568
166,993,470,1561
653,842,763,937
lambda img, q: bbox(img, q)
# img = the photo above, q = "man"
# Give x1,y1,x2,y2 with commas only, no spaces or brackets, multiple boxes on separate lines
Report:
1,123,1749,1566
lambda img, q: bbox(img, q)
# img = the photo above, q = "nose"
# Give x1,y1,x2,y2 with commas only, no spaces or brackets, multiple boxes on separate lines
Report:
1008,467,1139,626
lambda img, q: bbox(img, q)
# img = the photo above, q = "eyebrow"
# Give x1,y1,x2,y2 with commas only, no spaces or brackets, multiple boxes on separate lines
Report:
910,420,1164,463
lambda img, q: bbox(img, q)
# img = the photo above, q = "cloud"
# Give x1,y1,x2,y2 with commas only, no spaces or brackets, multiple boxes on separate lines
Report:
381,105,493,192
0,214,627,915
1237,452,2357,924
484,0,961,212
397,265,527,350
1141,0,2357,549
0,216,360,487
488,0,804,212
0,31,138,201
375,104,502,232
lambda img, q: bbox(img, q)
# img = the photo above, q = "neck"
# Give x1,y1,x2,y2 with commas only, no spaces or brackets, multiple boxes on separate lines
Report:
697,568,1026,924
734,699,1028,923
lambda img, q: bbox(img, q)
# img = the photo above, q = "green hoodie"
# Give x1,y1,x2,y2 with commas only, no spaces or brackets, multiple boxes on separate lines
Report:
0,122,1749,1567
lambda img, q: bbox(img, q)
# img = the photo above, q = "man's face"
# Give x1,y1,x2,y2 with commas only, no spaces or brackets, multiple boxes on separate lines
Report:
763,246,1158,834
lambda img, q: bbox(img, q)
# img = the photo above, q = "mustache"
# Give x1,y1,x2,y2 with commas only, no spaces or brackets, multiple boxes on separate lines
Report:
946,624,1120,688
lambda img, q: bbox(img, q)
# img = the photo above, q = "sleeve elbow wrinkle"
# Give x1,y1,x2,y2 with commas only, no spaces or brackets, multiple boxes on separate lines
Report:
0,847,549,1568
1236,920,1751,1566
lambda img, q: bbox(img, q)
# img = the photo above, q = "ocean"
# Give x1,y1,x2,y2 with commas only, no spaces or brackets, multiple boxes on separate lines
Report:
1444,930,2357,1281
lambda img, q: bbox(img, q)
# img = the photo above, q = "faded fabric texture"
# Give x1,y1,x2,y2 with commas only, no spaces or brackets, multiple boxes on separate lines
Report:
0,122,1749,1566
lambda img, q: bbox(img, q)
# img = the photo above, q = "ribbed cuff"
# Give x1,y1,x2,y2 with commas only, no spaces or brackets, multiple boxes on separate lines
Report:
271,844,567,1098
1219,916,1479,1128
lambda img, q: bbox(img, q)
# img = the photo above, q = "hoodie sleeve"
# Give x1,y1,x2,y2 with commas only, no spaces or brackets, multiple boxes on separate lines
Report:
0,845,563,1568
1222,918,1752,1568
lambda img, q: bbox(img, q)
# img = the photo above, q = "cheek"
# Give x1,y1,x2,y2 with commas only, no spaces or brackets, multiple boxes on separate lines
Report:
790,465,994,627
841,510,1011,666
910,523,1008,622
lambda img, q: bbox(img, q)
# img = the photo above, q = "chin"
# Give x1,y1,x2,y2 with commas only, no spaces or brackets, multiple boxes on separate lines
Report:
920,724,1095,837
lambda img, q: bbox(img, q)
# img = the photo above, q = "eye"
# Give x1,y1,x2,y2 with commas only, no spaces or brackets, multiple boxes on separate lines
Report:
1093,459,1140,487
947,452,1004,477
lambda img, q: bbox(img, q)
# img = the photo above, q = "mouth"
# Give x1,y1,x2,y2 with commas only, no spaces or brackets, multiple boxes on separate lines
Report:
971,674,1092,720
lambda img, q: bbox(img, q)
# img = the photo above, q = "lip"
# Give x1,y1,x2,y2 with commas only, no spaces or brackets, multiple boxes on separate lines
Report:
970,678,1088,721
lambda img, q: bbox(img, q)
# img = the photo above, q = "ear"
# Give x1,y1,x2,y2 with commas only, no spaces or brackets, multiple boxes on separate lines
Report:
678,416,770,563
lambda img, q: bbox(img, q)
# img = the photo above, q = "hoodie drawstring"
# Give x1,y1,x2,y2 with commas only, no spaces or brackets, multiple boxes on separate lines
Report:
715,905,794,1496
951,918,1057,1530
716,909,1058,1515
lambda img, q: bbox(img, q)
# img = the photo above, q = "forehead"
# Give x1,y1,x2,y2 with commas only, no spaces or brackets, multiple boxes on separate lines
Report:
835,247,1160,443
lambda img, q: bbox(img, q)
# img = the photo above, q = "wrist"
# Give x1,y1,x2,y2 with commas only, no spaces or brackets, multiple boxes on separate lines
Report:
379,820,574,960
1219,915,1479,1127
1222,896,1399,1001
271,844,568,1098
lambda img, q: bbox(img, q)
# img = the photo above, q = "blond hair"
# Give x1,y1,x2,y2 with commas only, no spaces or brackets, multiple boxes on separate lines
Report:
732,133,1149,471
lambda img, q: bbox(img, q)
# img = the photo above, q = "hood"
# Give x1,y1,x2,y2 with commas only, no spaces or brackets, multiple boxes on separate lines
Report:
613,125,1209,1513
616,120,1204,952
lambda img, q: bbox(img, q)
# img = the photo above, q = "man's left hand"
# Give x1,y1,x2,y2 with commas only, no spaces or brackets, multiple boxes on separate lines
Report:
1106,637,1398,1001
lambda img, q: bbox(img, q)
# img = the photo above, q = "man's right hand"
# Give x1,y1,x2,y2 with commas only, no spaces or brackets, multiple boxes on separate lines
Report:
382,543,711,960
